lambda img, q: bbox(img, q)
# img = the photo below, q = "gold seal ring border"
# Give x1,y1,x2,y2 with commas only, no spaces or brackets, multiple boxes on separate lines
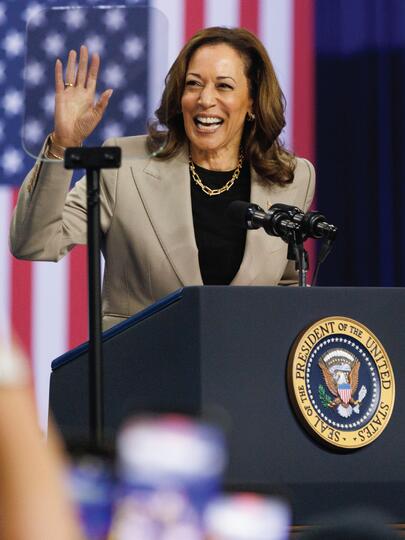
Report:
64,82,74,88
287,316,395,450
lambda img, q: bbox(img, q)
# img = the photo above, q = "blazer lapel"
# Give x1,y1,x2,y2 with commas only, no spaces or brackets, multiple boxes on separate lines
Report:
231,169,298,285
132,152,300,287
131,148,203,286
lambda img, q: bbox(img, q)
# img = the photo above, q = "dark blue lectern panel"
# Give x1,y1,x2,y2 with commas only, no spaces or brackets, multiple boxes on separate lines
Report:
50,286,405,523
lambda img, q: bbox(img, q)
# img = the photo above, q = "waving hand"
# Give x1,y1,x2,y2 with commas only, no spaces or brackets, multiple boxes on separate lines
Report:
52,45,112,147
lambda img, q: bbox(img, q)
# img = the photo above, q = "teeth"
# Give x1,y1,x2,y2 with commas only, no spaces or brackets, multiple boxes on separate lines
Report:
196,116,223,124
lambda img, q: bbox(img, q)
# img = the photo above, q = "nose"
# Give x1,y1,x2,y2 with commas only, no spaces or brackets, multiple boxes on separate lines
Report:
198,84,216,108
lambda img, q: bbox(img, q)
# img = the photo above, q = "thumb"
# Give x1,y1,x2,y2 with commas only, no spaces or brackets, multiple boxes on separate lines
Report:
95,89,113,117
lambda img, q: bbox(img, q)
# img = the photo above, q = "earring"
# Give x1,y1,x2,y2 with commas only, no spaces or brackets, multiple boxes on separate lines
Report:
247,112,255,122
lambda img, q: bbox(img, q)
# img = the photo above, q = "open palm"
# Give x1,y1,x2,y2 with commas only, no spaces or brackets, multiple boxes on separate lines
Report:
53,45,112,147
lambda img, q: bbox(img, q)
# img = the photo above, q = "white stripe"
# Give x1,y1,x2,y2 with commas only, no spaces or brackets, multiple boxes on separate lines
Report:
205,0,239,28
259,0,293,150
32,259,69,431
101,252,105,281
0,187,12,345
148,3,171,119
151,0,184,67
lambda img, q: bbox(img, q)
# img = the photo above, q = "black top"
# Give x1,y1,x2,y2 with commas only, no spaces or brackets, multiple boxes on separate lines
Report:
190,160,251,285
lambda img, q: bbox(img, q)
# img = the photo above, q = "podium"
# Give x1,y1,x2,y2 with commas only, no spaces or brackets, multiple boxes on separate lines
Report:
50,286,405,523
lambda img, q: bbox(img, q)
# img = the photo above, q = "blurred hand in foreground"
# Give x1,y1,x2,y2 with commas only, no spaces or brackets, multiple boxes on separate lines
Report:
0,339,85,540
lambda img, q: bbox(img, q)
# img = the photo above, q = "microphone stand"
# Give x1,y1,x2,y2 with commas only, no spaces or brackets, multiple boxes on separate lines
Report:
64,146,121,450
286,230,309,287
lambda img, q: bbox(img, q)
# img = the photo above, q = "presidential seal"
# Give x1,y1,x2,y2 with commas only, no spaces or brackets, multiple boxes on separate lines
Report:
288,317,395,449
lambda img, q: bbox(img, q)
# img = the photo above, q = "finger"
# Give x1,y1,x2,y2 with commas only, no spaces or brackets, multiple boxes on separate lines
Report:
76,45,88,87
55,59,64,93
86,53,100,92
65,49,77,85
94,89,113,117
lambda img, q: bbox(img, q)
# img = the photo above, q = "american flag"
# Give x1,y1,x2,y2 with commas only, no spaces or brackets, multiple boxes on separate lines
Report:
0,0,314,429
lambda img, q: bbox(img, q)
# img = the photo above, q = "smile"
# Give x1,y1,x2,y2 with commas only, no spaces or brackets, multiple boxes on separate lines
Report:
193,115,224,132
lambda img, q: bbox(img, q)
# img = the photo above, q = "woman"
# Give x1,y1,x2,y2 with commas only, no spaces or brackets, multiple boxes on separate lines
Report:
10,27,315,330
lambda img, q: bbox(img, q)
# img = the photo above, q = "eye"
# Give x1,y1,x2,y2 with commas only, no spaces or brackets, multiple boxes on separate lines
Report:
218,82,234,90
185,79,201,87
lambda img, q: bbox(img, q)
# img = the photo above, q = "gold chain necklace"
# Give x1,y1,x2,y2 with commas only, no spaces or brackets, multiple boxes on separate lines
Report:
189,153,244,197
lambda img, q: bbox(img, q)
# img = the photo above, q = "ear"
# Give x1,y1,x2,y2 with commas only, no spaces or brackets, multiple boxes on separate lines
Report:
248,97,254,115
246,98,255,121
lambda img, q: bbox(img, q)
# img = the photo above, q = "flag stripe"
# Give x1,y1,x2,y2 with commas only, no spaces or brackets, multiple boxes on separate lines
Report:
11,190,33,362
68,246,88,350
185,0,205,40
259,0,293,150
151,0,185,70
239,0,258,33
148,3,172,118
33,258,69,430
0,188,12,345
293,0,315,163
205,0,239,27
292,0,316,272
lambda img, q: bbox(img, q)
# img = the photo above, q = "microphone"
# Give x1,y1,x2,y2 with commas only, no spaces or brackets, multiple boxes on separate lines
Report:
226,201,300,238
227,201,337,240
300,210,337,239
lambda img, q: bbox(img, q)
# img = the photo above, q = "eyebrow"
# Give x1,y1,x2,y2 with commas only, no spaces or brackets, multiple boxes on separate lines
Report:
186,72,236,83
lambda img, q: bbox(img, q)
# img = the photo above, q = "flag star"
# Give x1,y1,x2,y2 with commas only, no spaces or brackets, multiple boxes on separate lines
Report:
102,122,124,140
41,91,55,117
64,8,86,30
24,61,45,86
122,36,144,61
23,119,45,144
0,120,4,141
2,89,23,115
103,8,125,31
23,2,46,27
43,33,65,58
1,147,24,174
85,34,105,55
0,3,6,25
0,60,5,84
102,63,125,88
2,31,25,57
121,93,143,119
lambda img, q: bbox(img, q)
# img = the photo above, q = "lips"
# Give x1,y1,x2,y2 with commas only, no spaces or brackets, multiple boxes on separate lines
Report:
193,115,224,132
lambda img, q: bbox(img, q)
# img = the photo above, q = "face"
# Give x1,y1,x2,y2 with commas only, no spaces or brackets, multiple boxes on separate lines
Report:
181,43,253,164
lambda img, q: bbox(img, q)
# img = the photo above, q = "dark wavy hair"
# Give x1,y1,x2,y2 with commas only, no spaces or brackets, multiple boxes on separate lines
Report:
147,26,295,186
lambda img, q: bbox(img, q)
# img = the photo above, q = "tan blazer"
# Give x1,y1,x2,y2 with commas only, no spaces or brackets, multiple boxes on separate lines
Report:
10,135,315,330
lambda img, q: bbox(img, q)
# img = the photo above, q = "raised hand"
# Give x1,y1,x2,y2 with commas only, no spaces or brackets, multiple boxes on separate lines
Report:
53,45,112,147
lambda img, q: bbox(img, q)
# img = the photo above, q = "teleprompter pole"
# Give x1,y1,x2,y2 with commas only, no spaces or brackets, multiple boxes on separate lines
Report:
64,147,121,448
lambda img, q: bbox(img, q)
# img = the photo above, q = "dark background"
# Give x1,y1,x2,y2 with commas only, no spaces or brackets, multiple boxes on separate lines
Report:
316,0,405,286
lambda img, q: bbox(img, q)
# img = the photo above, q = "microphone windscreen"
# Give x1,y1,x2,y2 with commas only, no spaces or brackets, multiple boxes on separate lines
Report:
226,200,251,227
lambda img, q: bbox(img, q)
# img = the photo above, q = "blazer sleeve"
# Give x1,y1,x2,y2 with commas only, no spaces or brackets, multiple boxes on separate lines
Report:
9,138,117,262
278,157,316,285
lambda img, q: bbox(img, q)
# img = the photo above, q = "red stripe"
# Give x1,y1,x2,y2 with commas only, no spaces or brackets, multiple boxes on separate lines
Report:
184,0,204,41
11,189,33,362
68,245,88,349
239,0,258,34
293,0,316,275
293,0,315,163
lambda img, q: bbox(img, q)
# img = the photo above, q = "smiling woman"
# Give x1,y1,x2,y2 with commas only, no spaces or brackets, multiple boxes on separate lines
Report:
10,26,316,330
148,27,296,187
181,43,253,171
